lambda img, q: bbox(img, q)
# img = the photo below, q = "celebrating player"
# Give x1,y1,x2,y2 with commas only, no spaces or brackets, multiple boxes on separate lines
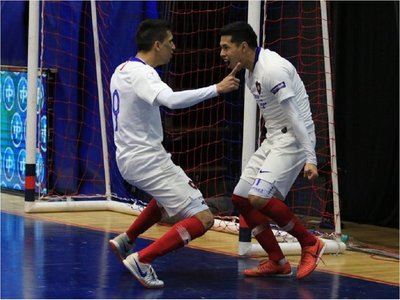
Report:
219,21,325,279
109,19,241,289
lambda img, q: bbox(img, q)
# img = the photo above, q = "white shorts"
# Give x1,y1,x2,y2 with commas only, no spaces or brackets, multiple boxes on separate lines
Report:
241,132,315,198
122,158,208,217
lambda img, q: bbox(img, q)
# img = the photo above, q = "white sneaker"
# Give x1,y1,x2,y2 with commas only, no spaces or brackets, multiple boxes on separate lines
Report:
123,252,164,289
109,233,134,260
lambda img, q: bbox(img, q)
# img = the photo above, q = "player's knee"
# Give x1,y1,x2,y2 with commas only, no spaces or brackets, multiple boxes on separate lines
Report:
201,210,214,230
232,194,251,210
204,216,214,230
248,194,269,210
195,209,214,230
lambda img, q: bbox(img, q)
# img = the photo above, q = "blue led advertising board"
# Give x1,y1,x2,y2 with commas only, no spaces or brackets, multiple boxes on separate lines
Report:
1,67,48,193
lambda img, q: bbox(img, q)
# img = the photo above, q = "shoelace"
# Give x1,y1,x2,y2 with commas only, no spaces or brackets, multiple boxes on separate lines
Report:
300,248,326,266
122,238,135,255
124,241,133,253
147,265,159,280
258,259,270,267
258,260,277,271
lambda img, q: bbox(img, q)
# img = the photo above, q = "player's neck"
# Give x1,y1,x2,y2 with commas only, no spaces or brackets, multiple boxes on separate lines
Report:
246,50,257,73
135,52,156,67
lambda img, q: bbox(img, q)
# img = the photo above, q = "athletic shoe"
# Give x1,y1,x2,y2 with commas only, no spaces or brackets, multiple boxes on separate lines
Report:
243,259,293,277
123,252,164,289
109,232,134,261
296,238,326,280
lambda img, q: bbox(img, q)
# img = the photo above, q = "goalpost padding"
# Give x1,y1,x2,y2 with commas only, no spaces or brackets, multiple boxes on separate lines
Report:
239,239,346,256
25,199,142,215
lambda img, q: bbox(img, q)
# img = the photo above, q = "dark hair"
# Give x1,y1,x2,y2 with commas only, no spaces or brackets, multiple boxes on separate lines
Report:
136,19,172,52
219,21,258,49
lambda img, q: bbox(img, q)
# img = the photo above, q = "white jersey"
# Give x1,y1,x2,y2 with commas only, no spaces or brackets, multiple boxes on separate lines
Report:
246,48,315,141
110,58,170,178
239,48,317,197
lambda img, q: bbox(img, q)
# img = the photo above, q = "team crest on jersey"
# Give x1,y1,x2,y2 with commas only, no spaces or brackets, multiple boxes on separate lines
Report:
270,81,286,94
255,81,261,94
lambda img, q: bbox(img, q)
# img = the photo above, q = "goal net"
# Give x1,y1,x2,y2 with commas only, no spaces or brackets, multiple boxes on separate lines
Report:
160,0,343,255
21,0,343,255
241,0,342,255
23,1,152,214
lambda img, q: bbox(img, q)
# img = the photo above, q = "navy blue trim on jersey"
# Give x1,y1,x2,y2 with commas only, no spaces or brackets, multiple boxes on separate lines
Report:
129,57,146,64
253,47,261,70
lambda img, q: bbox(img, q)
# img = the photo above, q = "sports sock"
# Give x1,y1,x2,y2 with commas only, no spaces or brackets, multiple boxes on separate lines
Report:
259,198,316,247
232,194,269,228
138,216,206,264
125,198,162,242
252,223,285,262
232,194,285,262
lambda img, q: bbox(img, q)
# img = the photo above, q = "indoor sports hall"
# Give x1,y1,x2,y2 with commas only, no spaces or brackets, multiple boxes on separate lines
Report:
1,1,398,299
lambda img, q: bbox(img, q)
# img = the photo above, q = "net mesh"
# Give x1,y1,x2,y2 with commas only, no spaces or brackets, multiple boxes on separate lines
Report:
262,1,335,228
161,1,336,231
160,1,248,217
40,1,136,202
40,1,103,196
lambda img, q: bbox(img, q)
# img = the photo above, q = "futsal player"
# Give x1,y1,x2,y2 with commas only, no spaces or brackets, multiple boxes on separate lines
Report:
109,19,241,288
219,21,326,280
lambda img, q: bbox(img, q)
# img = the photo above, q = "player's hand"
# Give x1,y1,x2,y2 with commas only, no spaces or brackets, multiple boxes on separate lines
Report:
304,163,319,180
216,62,242,94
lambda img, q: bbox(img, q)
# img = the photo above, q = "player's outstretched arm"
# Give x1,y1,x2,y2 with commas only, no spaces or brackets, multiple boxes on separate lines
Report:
155,62,242,109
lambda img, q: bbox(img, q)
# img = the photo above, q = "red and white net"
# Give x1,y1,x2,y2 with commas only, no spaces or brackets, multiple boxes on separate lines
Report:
37,1,337,236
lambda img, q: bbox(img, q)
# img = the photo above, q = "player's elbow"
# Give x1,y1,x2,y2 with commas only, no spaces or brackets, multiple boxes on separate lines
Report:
165,101,182,110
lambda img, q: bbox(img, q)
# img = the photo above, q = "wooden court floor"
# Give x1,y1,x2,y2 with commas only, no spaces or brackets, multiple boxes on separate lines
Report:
1,192,399,299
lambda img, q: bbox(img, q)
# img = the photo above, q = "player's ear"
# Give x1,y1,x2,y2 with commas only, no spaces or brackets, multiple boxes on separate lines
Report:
241,41,249,52
154,40,161,51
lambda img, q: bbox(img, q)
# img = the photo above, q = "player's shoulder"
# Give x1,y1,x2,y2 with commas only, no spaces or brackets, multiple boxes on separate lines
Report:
117,60,150,72
256,49,282,76
261,49,286,66
114,61,155,82
262,49,295,75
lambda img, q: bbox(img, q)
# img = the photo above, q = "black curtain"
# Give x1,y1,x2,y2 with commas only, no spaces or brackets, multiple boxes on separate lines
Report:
330,1,399,227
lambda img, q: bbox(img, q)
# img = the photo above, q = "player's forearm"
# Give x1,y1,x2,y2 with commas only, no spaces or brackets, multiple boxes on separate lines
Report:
156,85,218,109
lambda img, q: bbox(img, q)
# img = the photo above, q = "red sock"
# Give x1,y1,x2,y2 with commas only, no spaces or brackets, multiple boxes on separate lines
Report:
138,216,206,264
253,223,285,262
259,198,316,247
232,195,284,262
232,194,269,228
126,198,162,242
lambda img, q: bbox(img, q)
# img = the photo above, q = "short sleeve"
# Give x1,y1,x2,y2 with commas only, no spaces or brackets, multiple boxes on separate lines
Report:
265,65,296,103
131,65,170,106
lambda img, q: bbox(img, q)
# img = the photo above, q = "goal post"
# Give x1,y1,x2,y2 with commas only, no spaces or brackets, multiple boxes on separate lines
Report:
25,0,40,203
320,0,342,236
89,0,111,201
237,0,261,256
